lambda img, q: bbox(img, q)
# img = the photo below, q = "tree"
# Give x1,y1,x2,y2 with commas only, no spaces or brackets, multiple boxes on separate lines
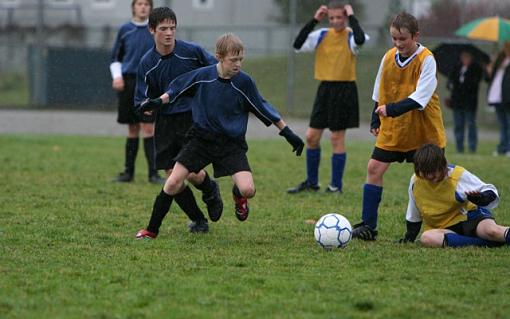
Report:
272,0,363,24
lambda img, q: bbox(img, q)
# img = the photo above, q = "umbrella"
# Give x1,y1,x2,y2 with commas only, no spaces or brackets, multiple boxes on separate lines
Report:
455,16,510,42
432,43,490,76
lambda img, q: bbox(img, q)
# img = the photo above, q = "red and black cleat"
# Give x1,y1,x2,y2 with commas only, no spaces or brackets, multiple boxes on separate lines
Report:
233,195,249,221
135,229,157,240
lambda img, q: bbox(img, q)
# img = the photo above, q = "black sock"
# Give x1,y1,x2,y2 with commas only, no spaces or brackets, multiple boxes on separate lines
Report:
124,137,139,175
232,184,242,198
143,136,157,177
194,171,215,194
147,189,173,233
174,186,206,221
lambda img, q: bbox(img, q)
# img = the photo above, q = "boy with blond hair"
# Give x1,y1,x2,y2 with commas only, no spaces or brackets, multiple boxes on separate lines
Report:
352,12,447,240
135,33,304,238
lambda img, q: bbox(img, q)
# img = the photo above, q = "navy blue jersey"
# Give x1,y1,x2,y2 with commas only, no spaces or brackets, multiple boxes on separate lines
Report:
165,65,282,138
134,39,217,115
111,21,153,75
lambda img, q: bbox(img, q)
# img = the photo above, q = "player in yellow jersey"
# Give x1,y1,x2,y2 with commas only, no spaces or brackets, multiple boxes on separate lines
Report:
287,1,368,194
352,12,446,240
398,144,509,247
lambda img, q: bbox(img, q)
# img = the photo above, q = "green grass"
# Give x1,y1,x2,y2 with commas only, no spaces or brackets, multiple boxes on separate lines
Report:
1,134,509,318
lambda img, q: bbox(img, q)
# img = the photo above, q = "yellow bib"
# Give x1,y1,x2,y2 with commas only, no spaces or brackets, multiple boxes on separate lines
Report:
314,28,356,81
376,47,446,152
413,166,476,230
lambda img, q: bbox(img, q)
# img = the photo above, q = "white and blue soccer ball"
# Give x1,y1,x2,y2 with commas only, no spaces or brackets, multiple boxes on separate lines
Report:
314,213,352,249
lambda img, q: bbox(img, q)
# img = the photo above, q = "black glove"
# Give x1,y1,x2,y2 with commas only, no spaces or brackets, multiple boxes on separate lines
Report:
279,126,304,156
139,97,163,113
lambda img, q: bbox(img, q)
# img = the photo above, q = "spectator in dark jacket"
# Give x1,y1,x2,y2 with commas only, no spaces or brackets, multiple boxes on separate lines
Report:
446,51,483,153
487,42,510,157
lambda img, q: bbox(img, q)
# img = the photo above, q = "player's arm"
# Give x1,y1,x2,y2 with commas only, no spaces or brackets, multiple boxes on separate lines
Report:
457,169,500,209
197,46,218,66
110,27,125,91
399,176,423,243
376,55,437,117
346,5,365,45
293,5,327,50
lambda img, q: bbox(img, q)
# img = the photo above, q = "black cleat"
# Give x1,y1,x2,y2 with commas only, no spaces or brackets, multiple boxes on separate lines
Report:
325,185,342,193
287,181,320,194
113,172,133,183
148,174,166,185
352,222,378,241
202,180,224,222
188,219,209,233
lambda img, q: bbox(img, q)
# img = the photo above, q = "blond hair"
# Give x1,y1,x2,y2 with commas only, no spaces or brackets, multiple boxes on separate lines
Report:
216,33,244,58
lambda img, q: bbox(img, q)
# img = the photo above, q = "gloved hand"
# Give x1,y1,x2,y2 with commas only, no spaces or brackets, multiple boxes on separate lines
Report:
279,126,304,156
139,97,163,113
397,237,414,244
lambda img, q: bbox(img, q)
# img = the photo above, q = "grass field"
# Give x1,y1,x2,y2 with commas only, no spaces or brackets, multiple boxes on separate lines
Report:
1,134,509,318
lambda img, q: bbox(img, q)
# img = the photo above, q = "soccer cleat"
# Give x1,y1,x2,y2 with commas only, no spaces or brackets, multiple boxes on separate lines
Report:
202,180,224,222
233,194,249,221
325,185,342,193
148,174,166,185
352,222,378,241
113,172,134,183
135,229,157,240
287,181,320,194
188,219,209,233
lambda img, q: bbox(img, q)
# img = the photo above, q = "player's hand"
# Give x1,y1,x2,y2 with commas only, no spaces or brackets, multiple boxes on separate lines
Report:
139,98,163,113
314,5,328,21
279,126,304,156
370,128,380,136
397,237,413,244
466,190,482,202
344,4,354,16
112,78,124,91
375,104,388,117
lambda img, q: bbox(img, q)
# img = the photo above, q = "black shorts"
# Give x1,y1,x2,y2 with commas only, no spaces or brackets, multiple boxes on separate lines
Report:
309,81,359,131
446,208,495,237
371,147,417,163
175,126,251,178
117,74,154,124
154,111,193,171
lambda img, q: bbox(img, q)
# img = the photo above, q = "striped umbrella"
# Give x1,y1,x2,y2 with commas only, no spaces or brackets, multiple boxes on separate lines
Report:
455,16,510,42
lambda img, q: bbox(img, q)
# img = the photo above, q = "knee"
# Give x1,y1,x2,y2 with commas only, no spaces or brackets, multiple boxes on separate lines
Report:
164,178,184,194
482,226,501,240
305,133,320,148
187,172,204,185
419,231,444,248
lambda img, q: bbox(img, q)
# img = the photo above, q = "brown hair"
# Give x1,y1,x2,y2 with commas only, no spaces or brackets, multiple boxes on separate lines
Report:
391,11,419,36
413,144,447,178
216,33,244,58
131,0,153,17
328,0,345,10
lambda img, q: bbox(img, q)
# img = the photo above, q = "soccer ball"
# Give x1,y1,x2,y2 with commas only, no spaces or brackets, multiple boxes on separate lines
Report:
314,213,352,249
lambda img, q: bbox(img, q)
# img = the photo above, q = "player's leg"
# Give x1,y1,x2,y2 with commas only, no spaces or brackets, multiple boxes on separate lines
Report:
231,171,255,221
352,158,390,240
188,170,224,222
420,229,454,247
141,122,165,184
475,219,510,244
287,127,323,193
136,162,190,239
328,129,346,193
114,123,140,182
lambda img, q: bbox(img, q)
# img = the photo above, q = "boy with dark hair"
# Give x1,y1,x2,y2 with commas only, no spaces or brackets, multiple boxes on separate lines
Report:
399,143,509,248
352,12,447,240
135,33,304,239
287,1,368,194
134,7,221,237
110,0,165,184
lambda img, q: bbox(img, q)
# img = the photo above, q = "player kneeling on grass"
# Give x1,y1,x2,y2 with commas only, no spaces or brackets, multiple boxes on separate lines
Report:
399,144,510,248
135,33,304,239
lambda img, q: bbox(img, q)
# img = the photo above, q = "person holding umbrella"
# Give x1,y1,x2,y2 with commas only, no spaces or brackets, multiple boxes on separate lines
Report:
446,50,484,153
487,41,510,157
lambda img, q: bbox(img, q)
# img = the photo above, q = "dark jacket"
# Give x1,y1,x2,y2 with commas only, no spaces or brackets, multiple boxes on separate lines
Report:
447,62,483,111
488,53,510,105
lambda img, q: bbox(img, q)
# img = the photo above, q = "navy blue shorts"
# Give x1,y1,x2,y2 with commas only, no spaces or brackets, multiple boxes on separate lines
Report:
447,208,495,237
175,126,251,178
117,74,154,124
309,81,359,131
154,112,193,171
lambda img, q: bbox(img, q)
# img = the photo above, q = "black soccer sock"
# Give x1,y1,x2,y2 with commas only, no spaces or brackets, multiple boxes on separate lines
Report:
147,189,174,234
143,136,158,177
124,137,139,175
174,186,206,222
194,171,215,194
232,184,243,198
